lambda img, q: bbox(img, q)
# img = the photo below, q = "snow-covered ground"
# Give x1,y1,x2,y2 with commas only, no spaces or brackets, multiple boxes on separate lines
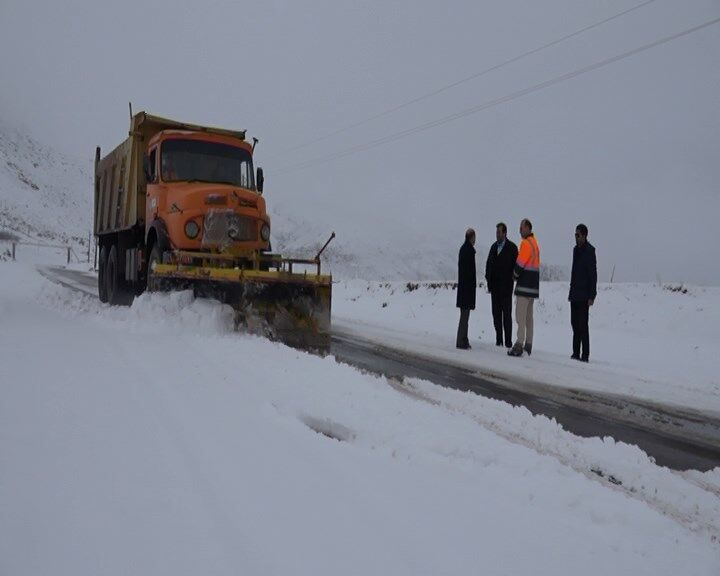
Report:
1,261,719,575
332,280,720,415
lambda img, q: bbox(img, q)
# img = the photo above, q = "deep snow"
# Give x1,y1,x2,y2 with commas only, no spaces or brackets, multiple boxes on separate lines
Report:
1,261,719,575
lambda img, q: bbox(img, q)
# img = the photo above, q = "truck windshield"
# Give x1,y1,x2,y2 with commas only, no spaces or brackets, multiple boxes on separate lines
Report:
161,139,255,189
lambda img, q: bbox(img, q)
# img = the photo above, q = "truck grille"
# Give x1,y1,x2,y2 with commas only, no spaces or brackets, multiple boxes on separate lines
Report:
202,210,257,247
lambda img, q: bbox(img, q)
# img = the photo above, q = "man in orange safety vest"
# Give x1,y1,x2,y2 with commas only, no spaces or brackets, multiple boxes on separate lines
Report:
508,218,540,357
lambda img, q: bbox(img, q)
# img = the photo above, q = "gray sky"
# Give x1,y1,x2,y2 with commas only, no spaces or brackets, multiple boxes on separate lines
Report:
1,0,719,284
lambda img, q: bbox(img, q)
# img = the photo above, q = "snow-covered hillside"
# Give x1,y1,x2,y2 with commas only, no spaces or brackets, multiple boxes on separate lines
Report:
1,261,719,575
0,117,91,246
269,210,460,280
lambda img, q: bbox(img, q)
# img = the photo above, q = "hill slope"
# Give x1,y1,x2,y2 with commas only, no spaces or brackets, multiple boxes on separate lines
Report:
0,118,91,245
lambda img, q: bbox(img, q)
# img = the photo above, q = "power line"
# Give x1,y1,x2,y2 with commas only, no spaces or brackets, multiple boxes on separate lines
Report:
276,15,720,176
269,0,658,160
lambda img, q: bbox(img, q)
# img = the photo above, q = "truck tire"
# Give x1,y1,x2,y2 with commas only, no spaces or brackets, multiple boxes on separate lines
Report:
147,243,162,292
98,245,108,303
105,245,132,306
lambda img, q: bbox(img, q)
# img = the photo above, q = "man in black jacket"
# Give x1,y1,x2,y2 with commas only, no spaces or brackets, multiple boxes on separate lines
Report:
485,222,518,348
456,228,476,349
569,223,597,362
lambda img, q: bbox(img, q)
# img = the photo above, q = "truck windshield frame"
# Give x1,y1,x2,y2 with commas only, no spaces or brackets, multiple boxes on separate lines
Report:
160,139,256,190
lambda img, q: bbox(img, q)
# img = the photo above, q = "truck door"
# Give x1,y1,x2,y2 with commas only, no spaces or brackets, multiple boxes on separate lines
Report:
145,147,160,222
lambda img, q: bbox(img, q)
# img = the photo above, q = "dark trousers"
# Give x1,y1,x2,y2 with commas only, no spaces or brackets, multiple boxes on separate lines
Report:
491,292,513,346
456,308,471,347
571,301,590,360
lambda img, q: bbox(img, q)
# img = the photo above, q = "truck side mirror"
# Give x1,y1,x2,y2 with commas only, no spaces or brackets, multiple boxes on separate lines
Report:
143,155,152,183
256,167,264,194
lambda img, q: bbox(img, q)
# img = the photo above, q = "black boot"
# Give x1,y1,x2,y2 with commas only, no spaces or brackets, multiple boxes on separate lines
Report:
524,343,532,356
456,338,471,350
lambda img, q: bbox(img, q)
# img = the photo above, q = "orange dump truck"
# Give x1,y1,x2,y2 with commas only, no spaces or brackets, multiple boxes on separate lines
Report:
94,111,333,345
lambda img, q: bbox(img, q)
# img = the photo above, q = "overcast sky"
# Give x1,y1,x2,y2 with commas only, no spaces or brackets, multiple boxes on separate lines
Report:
1,0,718,284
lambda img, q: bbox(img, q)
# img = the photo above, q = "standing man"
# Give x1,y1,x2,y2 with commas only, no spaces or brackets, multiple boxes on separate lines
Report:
456,228,477,349
485,222,518,348
569,224,597,362
508,219,540,357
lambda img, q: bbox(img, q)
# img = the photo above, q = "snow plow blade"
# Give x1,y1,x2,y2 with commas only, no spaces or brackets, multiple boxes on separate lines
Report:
151,262,332,348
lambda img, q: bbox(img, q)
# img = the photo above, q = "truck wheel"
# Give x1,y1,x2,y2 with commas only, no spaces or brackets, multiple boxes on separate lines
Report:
147,243,162,292
98,245,108,303
106,245,132,306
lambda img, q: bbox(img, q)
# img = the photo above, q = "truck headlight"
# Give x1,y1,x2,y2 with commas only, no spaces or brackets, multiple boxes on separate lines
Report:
261,223,270,241
185,219,200,239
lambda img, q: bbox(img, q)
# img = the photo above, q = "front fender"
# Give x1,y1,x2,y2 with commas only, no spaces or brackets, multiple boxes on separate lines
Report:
147,219,173,253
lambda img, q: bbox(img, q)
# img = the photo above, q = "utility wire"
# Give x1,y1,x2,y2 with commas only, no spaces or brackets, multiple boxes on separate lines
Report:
269,0,658,160
276,15,720,176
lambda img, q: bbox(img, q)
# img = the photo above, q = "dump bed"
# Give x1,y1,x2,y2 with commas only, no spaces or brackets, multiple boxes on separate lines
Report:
93,112,247,235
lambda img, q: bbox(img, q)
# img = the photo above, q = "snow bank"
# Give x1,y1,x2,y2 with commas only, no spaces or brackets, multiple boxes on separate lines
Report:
43,286,236,337
408,377,720,537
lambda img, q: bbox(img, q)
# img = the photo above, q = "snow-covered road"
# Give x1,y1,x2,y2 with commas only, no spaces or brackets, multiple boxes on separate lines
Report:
331,280,720,416
1,262,719,575
39,265,720,471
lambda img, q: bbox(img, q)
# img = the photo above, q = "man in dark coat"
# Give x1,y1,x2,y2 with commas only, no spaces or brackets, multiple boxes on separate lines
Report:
456,228,476,349
485,222,518,348
569,223,597,362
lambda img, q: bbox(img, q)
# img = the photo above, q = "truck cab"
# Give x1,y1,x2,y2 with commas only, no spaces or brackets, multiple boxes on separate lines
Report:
144,130,270,257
